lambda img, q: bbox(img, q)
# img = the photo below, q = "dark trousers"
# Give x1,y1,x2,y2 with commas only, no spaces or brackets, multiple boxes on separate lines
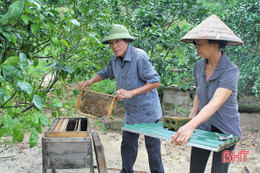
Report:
190,125,236,173
120,131,164,173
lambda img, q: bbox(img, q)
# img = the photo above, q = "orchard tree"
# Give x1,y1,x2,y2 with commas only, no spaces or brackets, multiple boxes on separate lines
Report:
224,0,259,96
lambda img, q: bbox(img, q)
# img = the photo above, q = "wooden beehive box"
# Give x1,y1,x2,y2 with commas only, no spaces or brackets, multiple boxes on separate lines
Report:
42,118,94,173
163,116,191,131
77,90,116,118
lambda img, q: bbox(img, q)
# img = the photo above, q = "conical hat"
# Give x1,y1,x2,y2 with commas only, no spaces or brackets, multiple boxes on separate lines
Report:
180,15,243,45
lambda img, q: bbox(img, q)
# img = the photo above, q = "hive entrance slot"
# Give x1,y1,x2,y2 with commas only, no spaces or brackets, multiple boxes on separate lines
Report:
66,119,76,131
80,118,87,131
65,118,88,132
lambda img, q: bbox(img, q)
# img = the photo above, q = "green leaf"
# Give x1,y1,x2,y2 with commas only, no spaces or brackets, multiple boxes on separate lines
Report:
18,81,33,94
3,56,20,66
19,52,28,70
70,19,80,26
0,76,4,83
13,120,24,143
1,65,20,81
29,129,38,148
29,0,41,11
2,32,16,43
64,65,74,73
33,58,39,67
31,24,39,35
33,95,43,110
51,36,59,46
51,111,57,117
19,52,27,62
21,15,30,25
36,124,42,133
39,114,50,126
31,113,39,127
0,127,6,138
51,98,63,107
3,114,14,134
0,1,24,25
61,39,69,48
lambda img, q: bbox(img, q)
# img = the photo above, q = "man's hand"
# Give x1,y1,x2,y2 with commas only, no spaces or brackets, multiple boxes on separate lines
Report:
116,89,134,100
78,81,92,90
171,123,196,145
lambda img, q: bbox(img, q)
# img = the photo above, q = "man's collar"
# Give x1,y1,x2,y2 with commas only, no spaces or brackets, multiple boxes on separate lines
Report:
123,45,132,62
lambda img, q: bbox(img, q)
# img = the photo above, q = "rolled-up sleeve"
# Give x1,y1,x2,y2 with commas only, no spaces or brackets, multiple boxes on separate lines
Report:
137,54,160,83
97,61,115,80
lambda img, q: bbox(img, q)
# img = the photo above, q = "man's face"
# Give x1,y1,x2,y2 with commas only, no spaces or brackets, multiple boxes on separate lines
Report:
109,39,129,58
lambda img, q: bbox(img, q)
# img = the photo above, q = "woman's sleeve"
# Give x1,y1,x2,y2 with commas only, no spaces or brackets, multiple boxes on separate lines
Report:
194,61,198,87
219,67,239,91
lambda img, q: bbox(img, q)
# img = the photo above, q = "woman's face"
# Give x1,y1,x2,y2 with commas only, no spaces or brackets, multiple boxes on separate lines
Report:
194,39,216,59
109,39,129,58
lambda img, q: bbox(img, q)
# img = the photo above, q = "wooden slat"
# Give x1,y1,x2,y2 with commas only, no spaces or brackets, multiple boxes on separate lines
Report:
74,119,79,131
46,131,88,138
92,131,107,173
106,97,117,119
54,119,64,132
77,119,81,131
74,91,83,113
75,112,102,122
59,119,69,132
48,118,60,132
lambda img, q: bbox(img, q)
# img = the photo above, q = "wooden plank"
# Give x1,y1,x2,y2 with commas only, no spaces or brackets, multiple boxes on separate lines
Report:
54,118,64,132
77,119,81,131
106,97,117,119
59,119,69,132
74,119,79,131
48,118,60,132
74,91,83,113
45,139,92,169
75,112,102,122
92,131,107,173
78,90,114,118
45,131,88,138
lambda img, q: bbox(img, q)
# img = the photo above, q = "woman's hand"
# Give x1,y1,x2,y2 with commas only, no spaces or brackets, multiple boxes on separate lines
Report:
171,123,196,145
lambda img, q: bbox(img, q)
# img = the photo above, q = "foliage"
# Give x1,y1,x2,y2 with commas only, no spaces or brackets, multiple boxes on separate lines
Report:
109,0,208,89
223,0,259,96
89,79,117,95
0,0,108,147
0,0,258,147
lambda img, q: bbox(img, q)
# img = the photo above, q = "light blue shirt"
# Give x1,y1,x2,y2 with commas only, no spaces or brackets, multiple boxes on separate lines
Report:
98,45,162,125
194,53,242,138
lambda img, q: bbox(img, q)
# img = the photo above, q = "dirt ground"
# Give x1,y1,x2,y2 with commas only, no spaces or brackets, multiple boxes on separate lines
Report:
0,111,259,173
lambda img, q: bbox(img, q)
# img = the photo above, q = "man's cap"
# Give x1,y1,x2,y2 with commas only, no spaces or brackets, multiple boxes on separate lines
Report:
101,24,135,44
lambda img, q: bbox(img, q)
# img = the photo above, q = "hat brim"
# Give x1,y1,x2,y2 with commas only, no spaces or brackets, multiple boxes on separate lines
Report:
101,33,135,44
180,15,243,46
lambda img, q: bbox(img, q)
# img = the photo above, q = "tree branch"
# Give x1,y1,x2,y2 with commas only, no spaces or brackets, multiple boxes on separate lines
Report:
0,92,16,108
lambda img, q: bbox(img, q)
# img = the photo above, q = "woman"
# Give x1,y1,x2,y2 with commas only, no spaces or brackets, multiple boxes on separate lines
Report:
171,15,243,173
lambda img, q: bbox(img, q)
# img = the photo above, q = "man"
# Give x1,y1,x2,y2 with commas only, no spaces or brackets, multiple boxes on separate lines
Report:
78,24,164,173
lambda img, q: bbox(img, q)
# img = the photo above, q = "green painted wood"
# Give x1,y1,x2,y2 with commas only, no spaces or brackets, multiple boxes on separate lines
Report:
122,122,239,152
